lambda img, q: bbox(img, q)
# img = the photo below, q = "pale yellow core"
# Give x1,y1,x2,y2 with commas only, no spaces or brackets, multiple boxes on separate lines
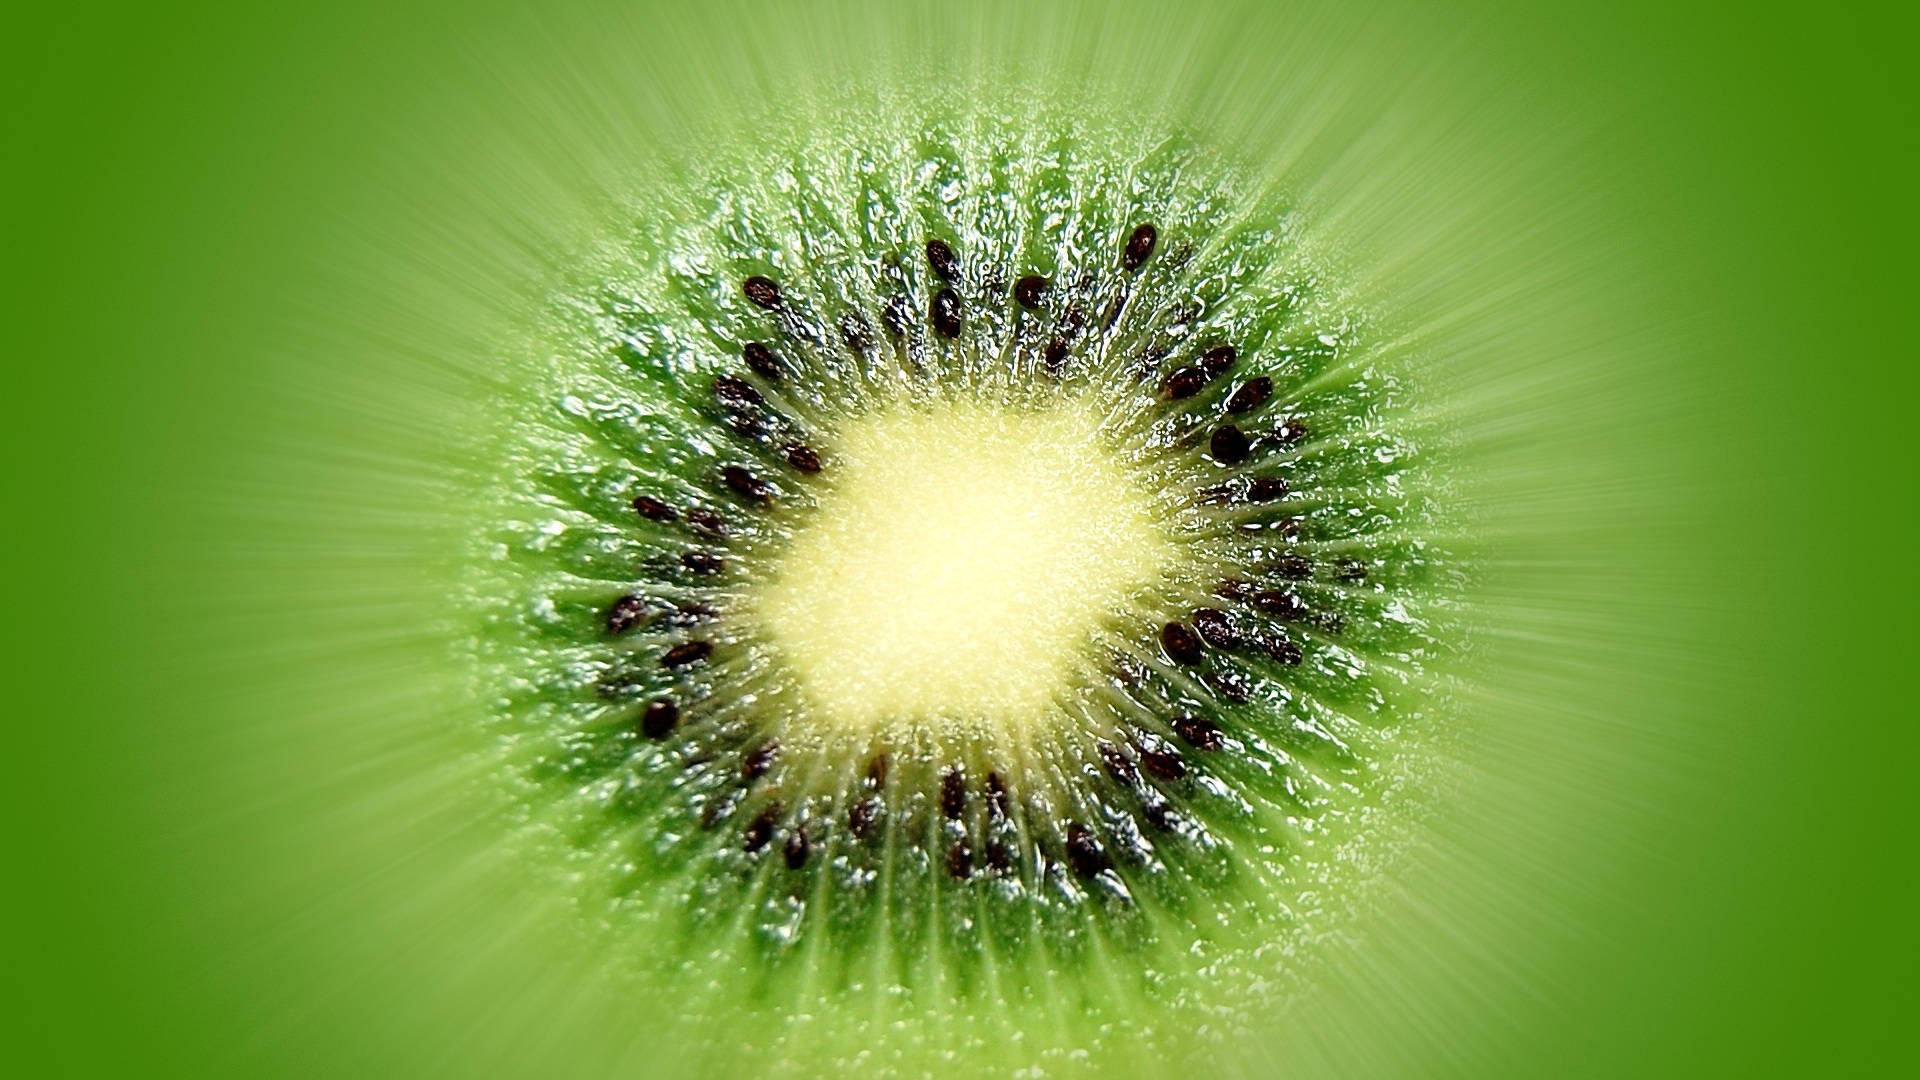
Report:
754,395,1175,738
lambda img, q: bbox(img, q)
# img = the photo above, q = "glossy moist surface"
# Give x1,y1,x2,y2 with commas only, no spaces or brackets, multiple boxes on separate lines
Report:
470,101,1457,1066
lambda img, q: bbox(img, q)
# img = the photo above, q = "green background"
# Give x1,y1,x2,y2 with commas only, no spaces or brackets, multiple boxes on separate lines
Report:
5,1,1913,1076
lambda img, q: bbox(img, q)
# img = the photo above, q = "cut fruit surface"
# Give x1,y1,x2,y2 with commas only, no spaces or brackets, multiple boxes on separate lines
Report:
755,395,1174,739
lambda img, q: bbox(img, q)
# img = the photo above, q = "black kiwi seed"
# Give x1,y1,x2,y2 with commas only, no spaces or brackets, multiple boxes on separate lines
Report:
848,797,882,839
743,803,781,852
883,294,912,336
1099,741,1139,787
840,312,873,353
606,594,648,636
714,375,764,409
1205,669,1253,703
1248,476,1289,502
722,465,773,504
784,828,811,870
1140,744,1187,781
1191,608,1241,650
1252,590,1307,621
1273,418,1309,444
1122,223,1157,271
1210,425,1251,464
681,550,724,575
1199,345,1237,380
985,841,1013,874
632,495,678,522
742,341,784,379
1043,337,1071,372
783,444,823,473
1065,822,1112,878
1215,579,1256,602
1162,366,1206,400
866,754,889,787
1173,715,1224,751
946,843,973,879
931,287,963,338
742,741,781,781
1227,376,1273,414
926,238,959,282
1258,632,1304,666
641,699,680,739
686,507,728,537
1013,274,1050,309
1160,621,1205,665
1276,555,1314,579
985,771,1009,819
940,768,966,819
661,641,713,670
742,275,783,309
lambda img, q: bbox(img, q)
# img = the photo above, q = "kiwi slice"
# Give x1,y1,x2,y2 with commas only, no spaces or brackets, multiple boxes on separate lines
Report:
472,97,1453,1072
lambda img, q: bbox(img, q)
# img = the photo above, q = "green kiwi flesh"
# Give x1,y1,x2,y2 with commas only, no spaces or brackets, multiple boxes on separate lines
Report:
471,98,1454,1071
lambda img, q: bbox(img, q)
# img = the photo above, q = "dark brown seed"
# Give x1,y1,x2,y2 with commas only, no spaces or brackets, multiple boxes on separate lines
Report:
743,803,781,852
1099,740,1139,787
848,797,882,838
1273,418,1309,445
1162,366,1206,400
722,465,772,504
866,754,889,788
742,741,780,781
839,311,872,353
783,444,822,473
681,550,723,575
686,507,728,537
931,287,963,338
1227,376,1273,414
1252,590,1307,621
1215,579,1256,602
655,601,717,627
1059,303,1087,339
1199,345,1237,379
661,641,713,670
743,276,783,310
985,841,1013,873
883,294,912,336
1122,224,1157,271
1191,608,1241,650
1161,622,1204,665
1337,559,1369,582
985,772,1009,819
940,768,966,819
1206,669,1253,703
632,496,678,522
1248,476,1289,503
714,375,763,409
1043,337,1071,372
784,828,811,869
926,239,959,282
1210,425,1250,464
1141,746,1188,781
742,342,783,380
641,699,679,739
606,594,647,636
1014,274,1050,309
1141,800,1175,831
1065,823,1112,877
1173,715,1224,751
947,843,973,879
1276,555,1314,579
1259,633,1304,666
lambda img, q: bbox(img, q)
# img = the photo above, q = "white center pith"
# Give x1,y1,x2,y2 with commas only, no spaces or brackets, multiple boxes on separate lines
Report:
753,395,1175,738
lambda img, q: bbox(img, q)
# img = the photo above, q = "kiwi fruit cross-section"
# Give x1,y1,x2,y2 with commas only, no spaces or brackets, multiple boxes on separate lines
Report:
474,99,1454,1056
